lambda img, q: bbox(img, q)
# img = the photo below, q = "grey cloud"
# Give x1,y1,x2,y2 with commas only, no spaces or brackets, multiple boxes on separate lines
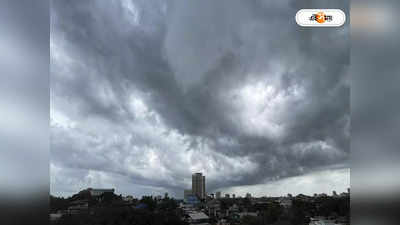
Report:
51,0,349,197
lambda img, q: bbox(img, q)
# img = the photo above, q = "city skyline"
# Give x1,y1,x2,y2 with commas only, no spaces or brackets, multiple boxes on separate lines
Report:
50,0,349,199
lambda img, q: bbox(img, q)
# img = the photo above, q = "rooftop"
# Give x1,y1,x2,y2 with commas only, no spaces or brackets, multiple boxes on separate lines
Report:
189,212,209,220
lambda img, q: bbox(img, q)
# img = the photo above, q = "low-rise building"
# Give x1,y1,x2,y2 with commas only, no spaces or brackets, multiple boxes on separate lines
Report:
89,188,115,197
123,195,134,202
227,204,239,216
237,212,258,218
206,199,221,218
278,198,292,208
67,200,89,214
309,217,346,225
185,194,200,205
49,213,63,221
188,211,210,224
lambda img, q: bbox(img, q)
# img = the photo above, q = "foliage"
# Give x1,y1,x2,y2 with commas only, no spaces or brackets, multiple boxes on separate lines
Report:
50,195,69,213
139,196,157,211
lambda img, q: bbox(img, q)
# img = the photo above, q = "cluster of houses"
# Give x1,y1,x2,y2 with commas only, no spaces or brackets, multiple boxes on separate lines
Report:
309,216,348,225
50,188,123,221
179,196,278,225
50,188,179,222
179,190,350,225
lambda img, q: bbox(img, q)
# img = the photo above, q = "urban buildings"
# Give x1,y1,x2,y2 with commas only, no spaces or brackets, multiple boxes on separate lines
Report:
187,212,209,224
192,172,206,199
88,188,115,197
216,191,221,199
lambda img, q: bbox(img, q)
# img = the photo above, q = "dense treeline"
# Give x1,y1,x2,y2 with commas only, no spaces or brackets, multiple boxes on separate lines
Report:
50,193,186,225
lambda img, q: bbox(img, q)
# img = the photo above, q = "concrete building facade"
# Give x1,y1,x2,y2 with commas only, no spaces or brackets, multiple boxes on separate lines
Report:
89,188,115,197
192,173,206,199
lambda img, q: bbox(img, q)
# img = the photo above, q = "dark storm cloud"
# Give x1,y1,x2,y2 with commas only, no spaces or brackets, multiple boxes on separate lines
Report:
51,0,349,197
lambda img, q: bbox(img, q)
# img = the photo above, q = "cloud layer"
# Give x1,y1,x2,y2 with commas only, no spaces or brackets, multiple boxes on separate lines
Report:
51,0,349,197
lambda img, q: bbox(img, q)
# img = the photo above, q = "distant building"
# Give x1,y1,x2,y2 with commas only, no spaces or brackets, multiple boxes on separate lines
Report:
67,200,88,214
225,194,230,198
232,194,236,199
309,217,346,225
246,193,252,198
229,204,239,213
216,191,221,199
238,212,258,218
188,212,209,224
184,194,200,205
192,173,206,199
207,199,221,217
332,191,338,196
295,194,314,202
50,213,63,221
89,188,115,197
278,198,292,208
164,192,169,199
123,195,134,202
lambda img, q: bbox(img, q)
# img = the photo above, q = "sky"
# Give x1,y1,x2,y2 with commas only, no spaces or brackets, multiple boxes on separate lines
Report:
50,0,349,198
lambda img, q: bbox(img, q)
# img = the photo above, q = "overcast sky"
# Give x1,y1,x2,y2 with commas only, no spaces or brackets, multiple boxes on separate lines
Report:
50,0,349,198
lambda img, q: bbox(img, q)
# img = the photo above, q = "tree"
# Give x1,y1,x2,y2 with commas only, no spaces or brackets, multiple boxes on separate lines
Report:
159,198,178,211
262,202,283,224
241,215,261,225
49,195,69,213
289,200,312,225
140,196,157,211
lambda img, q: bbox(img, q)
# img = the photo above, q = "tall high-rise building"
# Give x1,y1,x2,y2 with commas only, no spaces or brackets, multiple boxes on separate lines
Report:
216,191,221,199
192,173,206,199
